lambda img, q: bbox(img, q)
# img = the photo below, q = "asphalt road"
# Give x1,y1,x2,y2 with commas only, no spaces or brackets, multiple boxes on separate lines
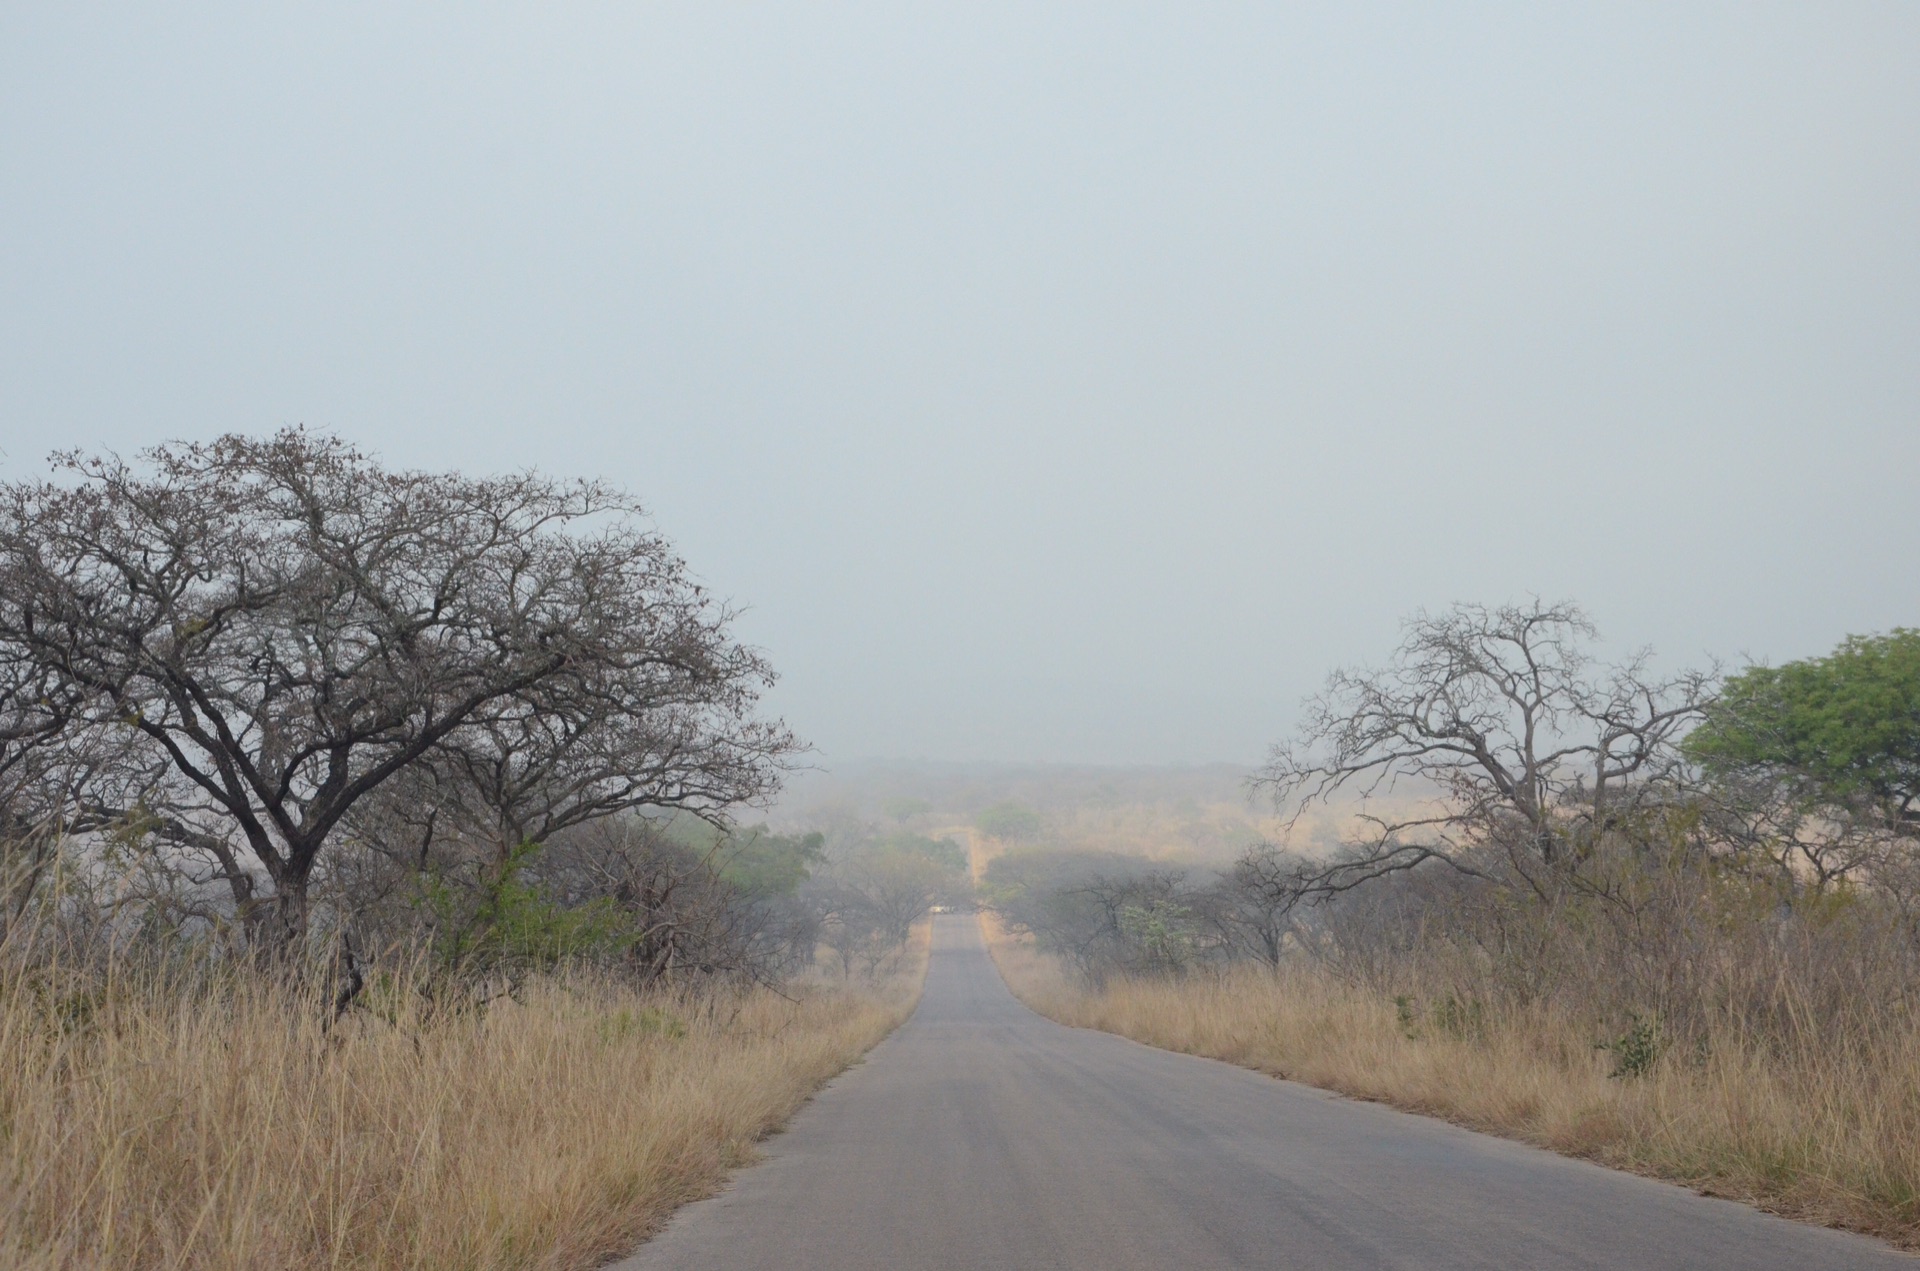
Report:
613,913,1909,1270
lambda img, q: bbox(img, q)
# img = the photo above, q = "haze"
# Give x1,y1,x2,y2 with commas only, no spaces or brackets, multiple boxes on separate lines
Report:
3,4,1915,765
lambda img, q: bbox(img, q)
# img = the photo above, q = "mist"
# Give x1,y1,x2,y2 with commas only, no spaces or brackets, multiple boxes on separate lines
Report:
4,3,1915,764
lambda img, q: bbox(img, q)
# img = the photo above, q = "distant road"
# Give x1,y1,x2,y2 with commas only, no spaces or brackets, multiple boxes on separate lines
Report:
614,914,1908,1271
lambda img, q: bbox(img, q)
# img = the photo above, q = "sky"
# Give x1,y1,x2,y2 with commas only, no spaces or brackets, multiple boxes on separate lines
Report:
2,4,1916,766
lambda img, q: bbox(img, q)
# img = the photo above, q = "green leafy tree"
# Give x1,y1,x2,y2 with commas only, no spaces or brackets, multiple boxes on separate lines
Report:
1688,630,1920,833
715,827,827,898
419,841,632,981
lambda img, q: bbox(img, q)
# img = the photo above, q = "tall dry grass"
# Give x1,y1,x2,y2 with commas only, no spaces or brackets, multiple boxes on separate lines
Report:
0,928,928,1270
982,912,1920,1248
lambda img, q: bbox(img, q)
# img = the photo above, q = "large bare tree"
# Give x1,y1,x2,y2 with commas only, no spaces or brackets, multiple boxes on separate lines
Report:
357,660,791,870
0,431,794,945
1255,600,1713,899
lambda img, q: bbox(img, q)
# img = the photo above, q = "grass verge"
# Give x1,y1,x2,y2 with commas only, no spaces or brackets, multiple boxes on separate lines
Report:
0,927,929,1271
980,913,1920,1249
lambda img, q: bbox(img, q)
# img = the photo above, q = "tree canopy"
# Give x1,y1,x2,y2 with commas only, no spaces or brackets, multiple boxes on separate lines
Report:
1687,629,1920,831
0,431,796,943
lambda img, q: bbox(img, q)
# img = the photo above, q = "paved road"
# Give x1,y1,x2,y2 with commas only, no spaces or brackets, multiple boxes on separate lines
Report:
614,914,1909,1270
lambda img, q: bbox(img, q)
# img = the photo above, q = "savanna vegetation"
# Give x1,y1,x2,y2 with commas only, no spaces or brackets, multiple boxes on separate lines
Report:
7,431,1912,1257
0,433,955,1270
981,604,1920,1246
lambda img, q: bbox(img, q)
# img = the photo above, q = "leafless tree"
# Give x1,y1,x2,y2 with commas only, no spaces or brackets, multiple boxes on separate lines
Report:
841,850,952,952
0,431,796,948
0,613,145,931
811,878,884,980
1204,843,1308,968
807,843,961,976
1254,600,1714,902
1687,769,1888,896
352,663,789,875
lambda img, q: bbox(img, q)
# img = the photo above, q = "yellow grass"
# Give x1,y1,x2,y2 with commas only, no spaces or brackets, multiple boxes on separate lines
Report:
0,926,928,1271
981,913,1920,1248
949,802,1297,874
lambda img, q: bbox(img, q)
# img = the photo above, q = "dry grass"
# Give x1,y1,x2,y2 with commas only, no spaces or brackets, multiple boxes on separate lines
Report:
0,927,928,1271
950,802,1330,874
981,913,1920,1249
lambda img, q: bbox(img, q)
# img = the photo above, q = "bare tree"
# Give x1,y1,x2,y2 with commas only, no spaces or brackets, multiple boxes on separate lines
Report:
359,663,790,873
811,878,883,980
805,841,962,976
0,592,154,932
1205,843,1307,968
0,651,74,913
1687,769,1886,896
843,850,952,951
540,819,818,987
984,848,1204,987
1255,600,1714,901
0,431,795,947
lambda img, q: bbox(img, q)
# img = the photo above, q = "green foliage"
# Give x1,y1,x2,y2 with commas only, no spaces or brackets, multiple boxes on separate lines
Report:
974,801,1042,841
716,828,826,899
1688,629,1920,817
419,842,632,973
852,845,968,916
1601,1013,1663,1079
646,815,824,899
1117,901,1196,973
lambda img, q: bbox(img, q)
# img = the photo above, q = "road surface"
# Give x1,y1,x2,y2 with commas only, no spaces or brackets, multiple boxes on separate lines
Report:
614,914,1908,1270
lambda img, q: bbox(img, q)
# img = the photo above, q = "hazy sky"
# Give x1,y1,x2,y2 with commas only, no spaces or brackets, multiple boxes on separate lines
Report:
3,4,1916,765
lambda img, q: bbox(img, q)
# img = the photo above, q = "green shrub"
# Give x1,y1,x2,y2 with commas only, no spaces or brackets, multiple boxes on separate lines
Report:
1602,1013,1662,1079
